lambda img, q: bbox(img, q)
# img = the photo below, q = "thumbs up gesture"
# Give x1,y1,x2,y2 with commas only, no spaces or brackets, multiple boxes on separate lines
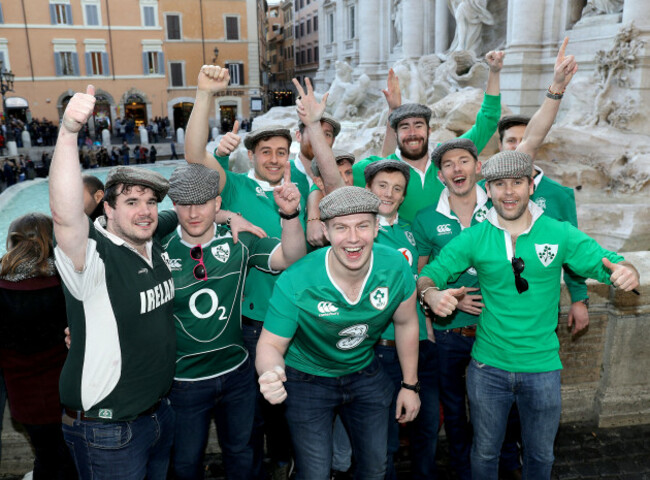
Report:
61,85,96,134
216,120,241,157
423,286,467,318
602,258,640,292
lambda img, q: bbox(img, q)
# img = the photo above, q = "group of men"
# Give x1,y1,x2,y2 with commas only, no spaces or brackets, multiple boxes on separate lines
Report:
48,37,639,480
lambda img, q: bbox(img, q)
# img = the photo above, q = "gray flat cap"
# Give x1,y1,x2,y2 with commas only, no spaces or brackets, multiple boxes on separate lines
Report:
168,164,220,205
311,149,355,177
243,125,292,151
431,138,478,169
388,103,432,131
497,115,531,139
363,159,411,186
319,186,380,221
298,115,342,138
481,151,533,182
105,166,169,202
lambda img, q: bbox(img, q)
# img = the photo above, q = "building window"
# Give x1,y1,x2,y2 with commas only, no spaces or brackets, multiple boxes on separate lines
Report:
225,16,239,41
170,62,184,87
348,5,356,39
301,50,306,65
82,0,101,26
307,19,311,34
54,51,79,76
85,51,109,76
328,13,334,43
295,25,299,38
295,1,298,12
314,46,318,62
166,14,181,40
0,49,9,72
50,2,73,25
226,62,244,85
140,0,157,27
300,0,304,8
0,3,5,24
313,15,318,31
307,48,312,63
142,50,164,75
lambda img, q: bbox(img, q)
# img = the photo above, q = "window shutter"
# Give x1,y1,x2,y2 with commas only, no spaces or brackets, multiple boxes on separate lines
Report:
85,52,92,75
158,52,165,75
49,4,57,24
102,52,109,75
0,4,5,24
72,52,79,75
54,53,62,76
238,64,244,85
65,4,73,24
142,52,149,75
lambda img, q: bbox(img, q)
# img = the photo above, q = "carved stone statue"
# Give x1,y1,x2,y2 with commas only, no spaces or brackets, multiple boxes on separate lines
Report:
326,61,354,115
447,0,494,56
333,74,372,119
581,0,624,17
392,0,404,48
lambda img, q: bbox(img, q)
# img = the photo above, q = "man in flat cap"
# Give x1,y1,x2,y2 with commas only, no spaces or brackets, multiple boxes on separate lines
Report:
184,65,312,477
418,150,639,479
162,163,306,480
310,149,355,191
256,186,421,479
50,86,178,478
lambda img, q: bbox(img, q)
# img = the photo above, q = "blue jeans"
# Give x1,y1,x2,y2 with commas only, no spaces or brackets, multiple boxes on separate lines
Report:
284,357,393,480
331,415,352,472
169,357,256,480
375,340,440,480
466,360,561,480
62,398,175,480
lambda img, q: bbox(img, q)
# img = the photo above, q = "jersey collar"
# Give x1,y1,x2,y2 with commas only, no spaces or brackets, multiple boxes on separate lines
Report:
247,169,281,191
395,149,436,187
293,154,314,188
436,185,489,221
378,213,399,229
486,200,545,233
94,216,154,265
533,165,544,188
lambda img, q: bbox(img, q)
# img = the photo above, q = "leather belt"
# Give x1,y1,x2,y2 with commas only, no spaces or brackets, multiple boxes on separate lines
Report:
242,316,264,328
377,339,397,347
64,399,161,421
448,325,477,338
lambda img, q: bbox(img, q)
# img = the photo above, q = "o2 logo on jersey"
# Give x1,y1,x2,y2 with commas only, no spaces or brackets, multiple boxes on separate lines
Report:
336,324,369,350
369,287,389,310
398,248,413,266
189,288,228,321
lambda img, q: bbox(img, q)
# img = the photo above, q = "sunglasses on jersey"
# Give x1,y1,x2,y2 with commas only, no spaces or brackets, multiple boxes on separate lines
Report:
511,257,529,294
190,245,208,281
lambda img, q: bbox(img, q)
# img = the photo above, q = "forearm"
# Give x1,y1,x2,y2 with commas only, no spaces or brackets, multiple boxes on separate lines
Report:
185,90,216,167
277,217,307,267
381,124,398,157
517,95,562,159
49,128,86,229
306,122,343,194
255,339,287,376
486,70,500,96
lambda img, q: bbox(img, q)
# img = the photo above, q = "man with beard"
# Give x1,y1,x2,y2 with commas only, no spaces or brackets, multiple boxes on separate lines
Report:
417,150,639,479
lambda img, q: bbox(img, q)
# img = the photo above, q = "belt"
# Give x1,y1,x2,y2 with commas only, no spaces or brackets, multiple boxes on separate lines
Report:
63,399,161,422
242,316,264,328
377,339,396,347
448,325,477,338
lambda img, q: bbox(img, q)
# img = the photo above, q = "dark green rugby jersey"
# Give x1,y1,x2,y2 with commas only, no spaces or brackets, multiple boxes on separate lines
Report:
55,212,178,421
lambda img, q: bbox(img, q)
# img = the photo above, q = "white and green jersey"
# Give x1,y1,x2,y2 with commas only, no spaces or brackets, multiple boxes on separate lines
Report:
375,215,427,341
420,202,624,373
163,224,280,381
412,186,490,330
218,163,309,322
55,213,178,421
264,244,415,377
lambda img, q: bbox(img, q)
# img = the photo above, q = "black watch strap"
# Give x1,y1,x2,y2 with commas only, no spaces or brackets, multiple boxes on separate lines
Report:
400,381,421,394
278,208,300,220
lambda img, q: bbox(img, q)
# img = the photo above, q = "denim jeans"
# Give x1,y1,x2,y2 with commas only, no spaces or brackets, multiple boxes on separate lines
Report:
331,415,352,472
242,320,292,479
169,357,256,480
375,339,440,480
466,360,561,480
284,356,393,480
62,397,174,480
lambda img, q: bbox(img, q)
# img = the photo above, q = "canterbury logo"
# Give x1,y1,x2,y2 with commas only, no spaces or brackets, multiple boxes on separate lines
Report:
437,224,452,234
318,301,339,316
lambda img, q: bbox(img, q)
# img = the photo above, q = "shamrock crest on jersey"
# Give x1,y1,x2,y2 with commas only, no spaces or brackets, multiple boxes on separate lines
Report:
370,287,389,310
404,231,416,246
535,244,558,267
211,243,230,263
534,197,547,210
336,324,369,350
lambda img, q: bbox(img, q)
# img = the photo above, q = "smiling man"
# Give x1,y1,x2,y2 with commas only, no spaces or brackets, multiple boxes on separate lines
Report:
256,186,421,480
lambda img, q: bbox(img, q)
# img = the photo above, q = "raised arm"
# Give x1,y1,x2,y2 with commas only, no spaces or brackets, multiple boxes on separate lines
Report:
485,50,504,96
49,85,96,270
270,168,307,269
185,65,230,193
517,37,578,160
293,78,343,194
380,68,402,157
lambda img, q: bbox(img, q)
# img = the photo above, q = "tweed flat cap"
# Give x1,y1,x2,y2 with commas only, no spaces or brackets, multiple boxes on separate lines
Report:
388,103,432,130
497,115,530,139
319,186,380,221
363,159,411,186
168,164,220,205
311,149,355,177
481,151,533,182
431,138,478,169
243,125,292,151
298,115,342,138
105,166,169,202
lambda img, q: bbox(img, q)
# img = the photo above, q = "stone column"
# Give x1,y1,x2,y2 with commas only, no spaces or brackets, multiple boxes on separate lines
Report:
402,0,424,59
434,0,449,53
357,0,382,78
622,0,650,134
507,0,544,47
623,0,650,26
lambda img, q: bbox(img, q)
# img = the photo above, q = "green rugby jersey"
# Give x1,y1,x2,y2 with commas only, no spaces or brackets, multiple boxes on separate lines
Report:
55,212,178,421
352,93,501,222
218,163,308,322
412,186,490,330
264,244,415,377
162,224,280,380
420,202,624,373
375,215,427,341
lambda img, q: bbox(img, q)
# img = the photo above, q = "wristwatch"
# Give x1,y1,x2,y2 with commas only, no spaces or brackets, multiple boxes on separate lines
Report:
278,205,301,220
580,298,589,309
400,381,421,394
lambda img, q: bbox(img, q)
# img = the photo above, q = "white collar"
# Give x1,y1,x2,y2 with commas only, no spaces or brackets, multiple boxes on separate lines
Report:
247,169,280,191
94,216,154,265
486,201,545,233
378,213,399,227
436,184,489,220
533,165,544,188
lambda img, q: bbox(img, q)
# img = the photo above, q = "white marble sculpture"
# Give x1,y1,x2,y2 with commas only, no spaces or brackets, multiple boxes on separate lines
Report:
392,0,403,48
582,0,624,17
447,0,495,56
